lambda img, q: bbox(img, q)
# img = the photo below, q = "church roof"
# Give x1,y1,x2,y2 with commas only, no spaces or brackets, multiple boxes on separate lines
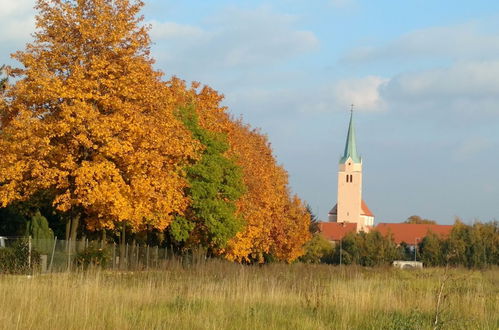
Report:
375,223,453,245
361,200,374,217
318,222,358,241
328,200,374,217
339,111,361,164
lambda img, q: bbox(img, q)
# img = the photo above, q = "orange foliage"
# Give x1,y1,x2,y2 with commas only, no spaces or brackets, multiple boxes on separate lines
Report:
0,0,198,231
164,79,311,262
0,0,310,259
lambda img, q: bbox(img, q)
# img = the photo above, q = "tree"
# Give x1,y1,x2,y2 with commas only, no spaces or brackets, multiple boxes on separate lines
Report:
419,232,444,266
169,105,246,254
299,233,333,263
163,80,311,263
306,204,320,234
0,0,198,239
329,231,401,266
405,215,436,225
0,206,27,236
26,211,54,240
0,65,6,92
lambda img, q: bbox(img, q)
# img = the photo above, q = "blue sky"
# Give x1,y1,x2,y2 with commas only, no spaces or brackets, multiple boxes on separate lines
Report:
1,0,499,224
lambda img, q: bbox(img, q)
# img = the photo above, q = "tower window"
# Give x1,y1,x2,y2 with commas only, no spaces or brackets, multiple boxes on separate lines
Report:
346,175,349,183
350,175,353,183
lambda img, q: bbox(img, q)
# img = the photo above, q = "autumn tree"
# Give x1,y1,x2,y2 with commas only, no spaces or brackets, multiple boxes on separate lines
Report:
405,215,436,224
419,232,444,266
164,79,311,263
0,0,198,240
0,65,6,92
169,105,246,254
299,232,333,264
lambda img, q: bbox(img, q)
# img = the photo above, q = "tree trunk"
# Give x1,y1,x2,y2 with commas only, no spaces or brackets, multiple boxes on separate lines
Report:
101,229,106,242
65,221,71,241
120,224,126,269
69,214,80,254
69,214,80,241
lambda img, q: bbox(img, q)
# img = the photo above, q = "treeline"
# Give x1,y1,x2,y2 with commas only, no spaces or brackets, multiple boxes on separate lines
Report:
301,220,499,268
0,0,310,263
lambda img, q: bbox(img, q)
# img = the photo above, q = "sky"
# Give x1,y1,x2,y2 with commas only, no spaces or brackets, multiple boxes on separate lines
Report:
1,0,498,224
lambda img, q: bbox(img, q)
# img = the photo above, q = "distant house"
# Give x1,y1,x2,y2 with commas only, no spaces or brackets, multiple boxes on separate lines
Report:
318,222,453,245
318,110,454,245
375,223,453,246
317,222,357,243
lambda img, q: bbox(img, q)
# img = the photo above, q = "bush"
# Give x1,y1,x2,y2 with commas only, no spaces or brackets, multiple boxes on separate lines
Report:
75,247,110,269
0,239,40,274
299,234,333,263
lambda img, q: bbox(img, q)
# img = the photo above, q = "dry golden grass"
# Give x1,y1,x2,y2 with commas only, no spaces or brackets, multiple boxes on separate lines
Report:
0,260,497,329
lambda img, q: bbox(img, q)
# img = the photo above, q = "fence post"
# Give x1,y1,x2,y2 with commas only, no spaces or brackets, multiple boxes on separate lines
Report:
125,243,129,269
49,236,57,272
28,236,32,273
67,238,71,272
155,246,159,268
136,244,139,268
146,245,150,269
112,243,116,269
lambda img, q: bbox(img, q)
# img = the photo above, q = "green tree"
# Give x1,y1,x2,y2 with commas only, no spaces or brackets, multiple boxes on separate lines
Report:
299,233,333,263
405,215,436,224
170,106,246,253
444,219,469,266
305,204,320,234
419,232,444,266
26,211,54,240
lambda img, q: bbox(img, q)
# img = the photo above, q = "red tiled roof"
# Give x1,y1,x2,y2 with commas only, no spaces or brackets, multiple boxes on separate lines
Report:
361,200,374,217
328,200,374,217
318,222,358,241
375,223,453,245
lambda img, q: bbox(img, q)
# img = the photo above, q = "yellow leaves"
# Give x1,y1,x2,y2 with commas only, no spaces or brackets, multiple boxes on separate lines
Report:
0,0,198,233
0,0,311,262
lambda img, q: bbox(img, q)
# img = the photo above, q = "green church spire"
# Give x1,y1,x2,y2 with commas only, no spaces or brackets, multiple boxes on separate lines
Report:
339,108,361,164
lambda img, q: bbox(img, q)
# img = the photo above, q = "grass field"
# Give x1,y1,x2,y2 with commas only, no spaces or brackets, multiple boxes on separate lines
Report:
0,260,497,329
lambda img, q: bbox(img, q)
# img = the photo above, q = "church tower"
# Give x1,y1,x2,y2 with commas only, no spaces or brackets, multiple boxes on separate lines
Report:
328,110,374,231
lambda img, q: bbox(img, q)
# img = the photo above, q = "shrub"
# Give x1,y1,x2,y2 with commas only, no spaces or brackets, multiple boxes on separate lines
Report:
75,247,110,269
0,239,40,274
299,234,333,263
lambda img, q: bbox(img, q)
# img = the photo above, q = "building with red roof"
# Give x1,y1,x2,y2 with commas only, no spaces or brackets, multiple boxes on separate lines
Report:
375,223,453,245
317,222,358,242
327,110,375,232
318,221,453,244
318,111,453,244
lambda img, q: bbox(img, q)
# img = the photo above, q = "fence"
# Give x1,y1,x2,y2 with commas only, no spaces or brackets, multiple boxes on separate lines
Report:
0,236,191,274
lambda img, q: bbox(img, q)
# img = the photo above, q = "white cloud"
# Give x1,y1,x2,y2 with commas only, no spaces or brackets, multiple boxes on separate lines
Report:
331,76,387,111
151,6,319,75
453,137,493,161
149,21,207,40
344,22,499,63
224,75,388,116
0,0,35,43
0,0,33,19
380,60,499,115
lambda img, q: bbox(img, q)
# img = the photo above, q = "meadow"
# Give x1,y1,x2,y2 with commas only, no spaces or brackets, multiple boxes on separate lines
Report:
0,260,497,330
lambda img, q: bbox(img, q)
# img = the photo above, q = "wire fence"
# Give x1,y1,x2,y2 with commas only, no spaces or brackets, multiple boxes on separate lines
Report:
0,236,190,274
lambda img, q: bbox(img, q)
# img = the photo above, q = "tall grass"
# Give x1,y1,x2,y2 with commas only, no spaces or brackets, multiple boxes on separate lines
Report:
0,260,497,329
